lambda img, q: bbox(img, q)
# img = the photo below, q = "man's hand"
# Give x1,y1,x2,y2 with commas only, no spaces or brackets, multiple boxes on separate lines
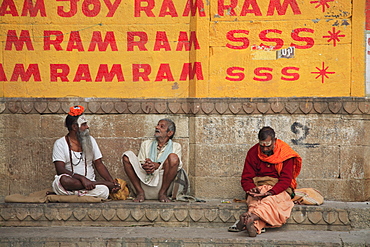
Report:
247,188,273,199
248,187,260,194
81,177,95,190
142,158,159,174
104,180,121,193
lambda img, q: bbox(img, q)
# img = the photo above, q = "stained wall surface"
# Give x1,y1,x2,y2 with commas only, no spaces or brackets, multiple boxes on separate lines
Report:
0,0,365,98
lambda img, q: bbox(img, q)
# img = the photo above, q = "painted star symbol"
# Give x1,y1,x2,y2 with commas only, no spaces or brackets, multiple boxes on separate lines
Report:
323,27,345,47
310,0,334,12
311,62,335,83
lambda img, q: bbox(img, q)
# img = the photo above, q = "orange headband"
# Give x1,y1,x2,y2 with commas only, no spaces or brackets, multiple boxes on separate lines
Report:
68,105,84,116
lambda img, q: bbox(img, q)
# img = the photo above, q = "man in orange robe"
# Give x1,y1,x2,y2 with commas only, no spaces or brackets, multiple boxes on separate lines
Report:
238,126,302,237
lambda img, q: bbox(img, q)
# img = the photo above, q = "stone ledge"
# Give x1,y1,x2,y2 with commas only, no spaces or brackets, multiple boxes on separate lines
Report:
1,97,370,115
1,200,367,230
1,227,369,247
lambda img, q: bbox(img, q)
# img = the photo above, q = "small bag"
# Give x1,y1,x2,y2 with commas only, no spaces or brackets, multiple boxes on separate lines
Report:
292,188,324,205
171,168,190,200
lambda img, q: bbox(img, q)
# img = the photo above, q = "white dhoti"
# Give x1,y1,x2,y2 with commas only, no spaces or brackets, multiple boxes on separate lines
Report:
52,174,110,199
123,151,173,199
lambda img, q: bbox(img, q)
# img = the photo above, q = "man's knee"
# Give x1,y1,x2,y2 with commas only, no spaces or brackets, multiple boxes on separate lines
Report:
122,152,134,166
60,175,80,190
122,154,129,163
166,153,179,168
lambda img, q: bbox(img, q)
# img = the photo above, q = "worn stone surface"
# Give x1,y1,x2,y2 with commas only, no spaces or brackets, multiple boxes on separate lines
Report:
340,146,366,179
1,98,370,201
192,144,246,177
1,227,369,247
194,177,245,200
192,116,261,145
0,116,7,198
295,145,340,179
0,98,368,115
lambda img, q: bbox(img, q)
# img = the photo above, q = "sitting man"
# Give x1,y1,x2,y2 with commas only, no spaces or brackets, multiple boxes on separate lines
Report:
122,118,182,202
237,126,302,237
52,105,120,199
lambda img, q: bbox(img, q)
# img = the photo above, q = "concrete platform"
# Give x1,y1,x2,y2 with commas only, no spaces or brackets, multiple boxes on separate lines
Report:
0,226,369,247
1,200,369,246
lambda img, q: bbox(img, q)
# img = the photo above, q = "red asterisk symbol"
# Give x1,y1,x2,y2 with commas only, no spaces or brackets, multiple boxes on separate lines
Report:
310,0,334,12
323,27,345,47
311,62,335,83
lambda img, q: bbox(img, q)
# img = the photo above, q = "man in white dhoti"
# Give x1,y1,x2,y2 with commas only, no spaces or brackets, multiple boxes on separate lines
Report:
122,119,182,202
52,105,120,199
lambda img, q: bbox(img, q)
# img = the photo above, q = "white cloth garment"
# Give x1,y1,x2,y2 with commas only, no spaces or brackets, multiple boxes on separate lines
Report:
52,174,109,199
52,136,102,180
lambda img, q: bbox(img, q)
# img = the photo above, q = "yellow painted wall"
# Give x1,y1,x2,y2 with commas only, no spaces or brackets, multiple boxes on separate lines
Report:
0,0,365,98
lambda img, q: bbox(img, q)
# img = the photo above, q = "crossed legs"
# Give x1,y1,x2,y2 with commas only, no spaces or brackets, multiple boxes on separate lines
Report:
52,174,110,199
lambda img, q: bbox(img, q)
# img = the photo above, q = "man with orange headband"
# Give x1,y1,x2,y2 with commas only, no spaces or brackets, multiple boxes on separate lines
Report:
51,105,120,199
235,126,302,237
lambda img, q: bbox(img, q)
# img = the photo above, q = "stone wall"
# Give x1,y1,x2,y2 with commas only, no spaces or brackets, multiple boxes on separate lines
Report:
1,97,369,201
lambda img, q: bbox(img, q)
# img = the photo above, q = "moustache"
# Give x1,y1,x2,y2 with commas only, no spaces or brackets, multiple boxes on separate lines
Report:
79,128,90,136
262,150,273,156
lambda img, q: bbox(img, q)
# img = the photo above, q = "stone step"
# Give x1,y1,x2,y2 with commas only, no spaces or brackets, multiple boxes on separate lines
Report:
1,200,369,230
0,226,369,247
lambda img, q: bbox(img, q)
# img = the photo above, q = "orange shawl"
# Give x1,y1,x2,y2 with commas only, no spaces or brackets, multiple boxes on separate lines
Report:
258,139,302,189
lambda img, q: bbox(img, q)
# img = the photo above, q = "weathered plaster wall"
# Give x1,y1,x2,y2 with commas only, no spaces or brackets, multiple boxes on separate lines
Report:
191,114,370,201
0,98,369,202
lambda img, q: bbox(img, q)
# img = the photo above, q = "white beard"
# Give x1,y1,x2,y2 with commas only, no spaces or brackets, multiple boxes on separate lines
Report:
78,129,93,160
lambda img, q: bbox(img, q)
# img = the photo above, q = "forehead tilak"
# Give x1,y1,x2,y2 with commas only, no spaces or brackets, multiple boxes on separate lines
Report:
259,140,272,146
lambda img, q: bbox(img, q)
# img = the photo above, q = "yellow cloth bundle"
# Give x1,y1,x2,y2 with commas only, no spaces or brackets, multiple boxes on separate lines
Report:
109,178,130,200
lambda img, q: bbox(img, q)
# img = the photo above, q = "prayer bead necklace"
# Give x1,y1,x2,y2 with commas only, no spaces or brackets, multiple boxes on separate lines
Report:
66,135,87,176
72,151,83,166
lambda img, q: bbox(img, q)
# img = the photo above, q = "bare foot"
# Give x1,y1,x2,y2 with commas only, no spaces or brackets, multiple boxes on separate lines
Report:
245,216,257,237
236,213,248,231
158,194,171,202
133,194,145,202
